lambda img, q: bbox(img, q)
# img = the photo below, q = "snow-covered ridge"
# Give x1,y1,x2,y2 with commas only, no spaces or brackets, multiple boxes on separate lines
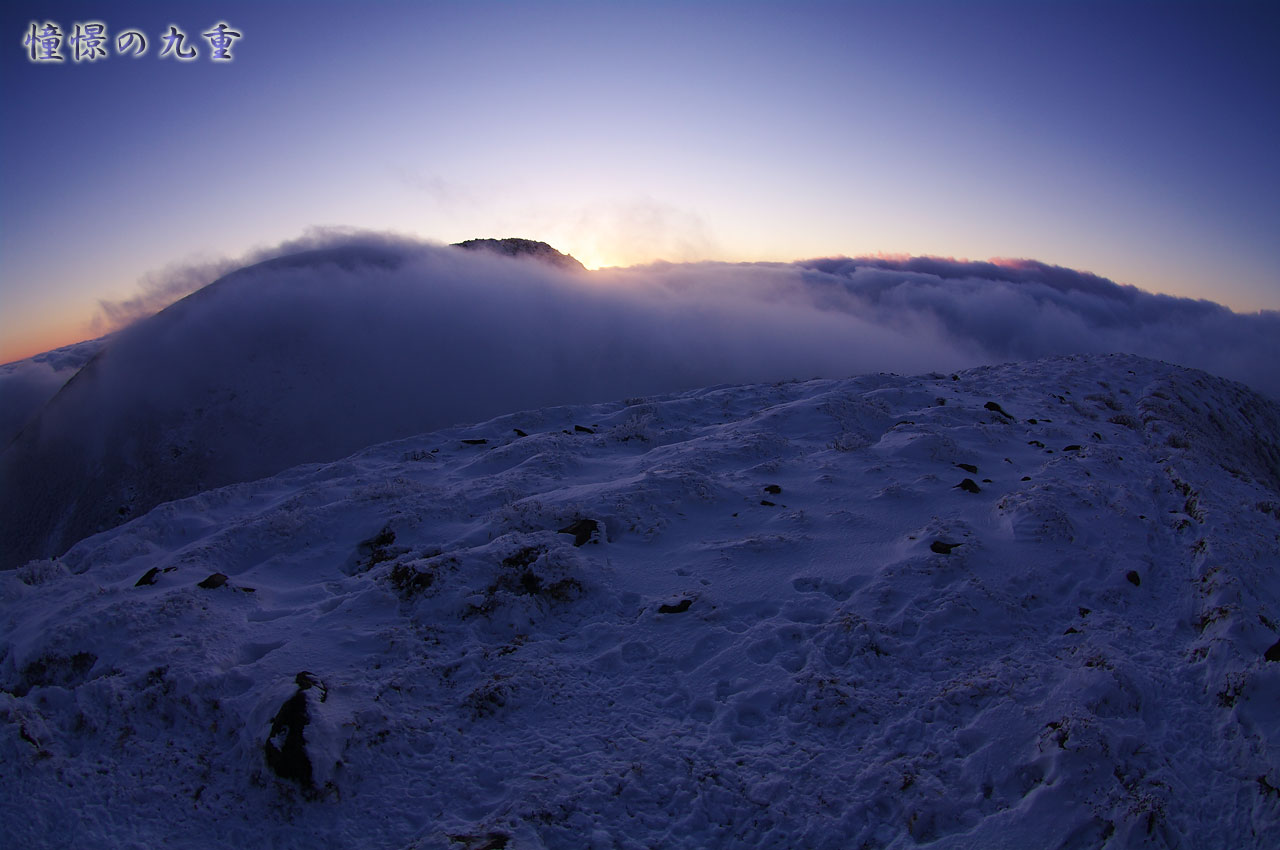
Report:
2,353,1278,848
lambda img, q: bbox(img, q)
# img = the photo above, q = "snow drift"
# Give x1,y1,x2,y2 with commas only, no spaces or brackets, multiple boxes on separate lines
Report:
2,234,1278,570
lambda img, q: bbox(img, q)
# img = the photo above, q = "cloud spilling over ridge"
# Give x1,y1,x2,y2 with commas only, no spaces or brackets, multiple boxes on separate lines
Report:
794,255,1280,398
2,232,1278,570
89,230,1280,401
90,227,421,332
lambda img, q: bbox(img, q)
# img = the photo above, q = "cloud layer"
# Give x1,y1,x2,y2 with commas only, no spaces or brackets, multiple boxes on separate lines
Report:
795,255,1280,398
2,233,1277,569
0,337,105,449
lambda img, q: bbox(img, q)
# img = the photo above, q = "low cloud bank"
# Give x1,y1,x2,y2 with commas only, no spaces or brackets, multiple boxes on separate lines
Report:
795,256,1279,399
3,233,1277,569
0,338,106,448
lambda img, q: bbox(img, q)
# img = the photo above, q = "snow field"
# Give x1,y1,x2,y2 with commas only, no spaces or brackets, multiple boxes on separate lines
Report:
2,353,1278,848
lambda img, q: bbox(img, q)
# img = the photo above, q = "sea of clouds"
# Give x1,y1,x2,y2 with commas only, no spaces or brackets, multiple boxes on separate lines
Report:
2,231,1277,568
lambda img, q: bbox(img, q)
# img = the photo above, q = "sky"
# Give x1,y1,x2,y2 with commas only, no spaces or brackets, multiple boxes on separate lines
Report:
1,0,1278,364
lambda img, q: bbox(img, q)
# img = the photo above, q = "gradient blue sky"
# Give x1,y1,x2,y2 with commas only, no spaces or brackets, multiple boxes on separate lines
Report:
2,0,1277,363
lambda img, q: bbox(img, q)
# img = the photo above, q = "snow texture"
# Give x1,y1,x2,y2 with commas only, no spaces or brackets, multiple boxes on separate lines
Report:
3,353,1278,848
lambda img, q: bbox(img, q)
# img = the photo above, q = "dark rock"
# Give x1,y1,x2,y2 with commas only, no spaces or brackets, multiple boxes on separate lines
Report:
518,571,542,595
1264,639,1280,662
763,484,782,494
355,525,400,573
659,599,693,614
760,499,776,506
135,567,160,587
930,541,961,554
1021,476,1031,481
955,478,982,494
558,518,598,546
388,563,434,599
574,425,594,434
197,572,228,589
1064,445,1083,452
461,438,488,445
264,680,316,793
984,401,1014,420
1028,440,1045,448
451,238,586,272
295,671,327,699
1126,570,1141,587
448,831,510,850
956,463,978,474
502,546,543,569
1064,627,1080,635
513,428,528,437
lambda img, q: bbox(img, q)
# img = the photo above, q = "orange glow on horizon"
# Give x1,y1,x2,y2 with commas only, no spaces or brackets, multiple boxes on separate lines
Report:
0,319,96,366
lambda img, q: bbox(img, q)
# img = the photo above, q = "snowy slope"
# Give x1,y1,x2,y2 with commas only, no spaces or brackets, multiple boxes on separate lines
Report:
2,353,1279,848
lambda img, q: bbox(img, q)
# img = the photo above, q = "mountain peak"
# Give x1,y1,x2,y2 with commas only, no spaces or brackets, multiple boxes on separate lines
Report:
451,237,586,271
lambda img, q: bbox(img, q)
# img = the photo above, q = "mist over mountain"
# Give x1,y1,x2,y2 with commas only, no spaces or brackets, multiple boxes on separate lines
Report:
0,337,106,449
1,234,1277,570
